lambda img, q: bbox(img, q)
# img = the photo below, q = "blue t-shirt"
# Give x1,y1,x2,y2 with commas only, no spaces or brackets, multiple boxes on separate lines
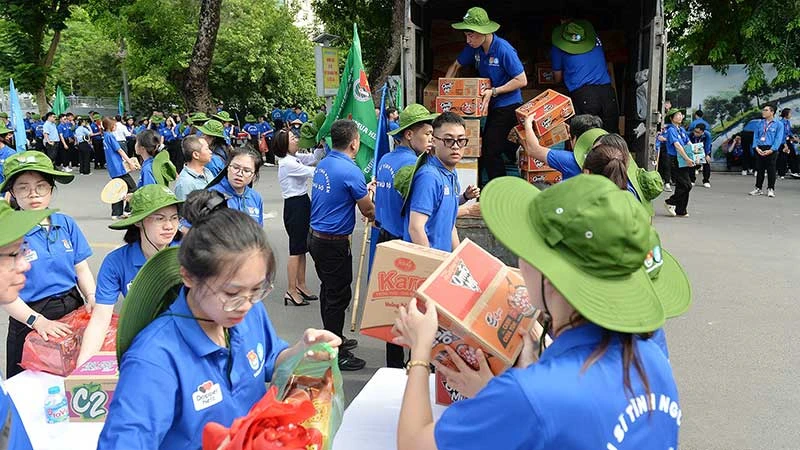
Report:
90,122,103,141
752,119,784,151
23,118,31,131
285,111,299,124
258,122,273,136
104,133,127,178
19,212,91,302
208,177,264,226
98,288,289,450
298,112,309,123
138,158,157,187
57,122,74,139
388,121,401,141
159,125,176,143
434,324,680,450
0,378,33,450
95,242,147,305
74,125,91,144
271,109,283,122
688,118,711,133
456,35,524,108
403,156,460,252
375,146,417,238
243,123,259,137
33,121,44,139
781,118,793,140
546,149,639,200
665,124,690,157
42,121,59,144
310,150,367,236
551,39,612,93
206,145,228,177
0,146,17,186
690,130,712,156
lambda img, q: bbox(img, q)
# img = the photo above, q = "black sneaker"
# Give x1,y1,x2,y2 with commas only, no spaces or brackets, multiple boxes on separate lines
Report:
338,350,366,371
341,338,358,352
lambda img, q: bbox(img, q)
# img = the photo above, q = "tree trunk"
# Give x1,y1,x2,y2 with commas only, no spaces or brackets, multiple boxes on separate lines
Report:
183,0,222,113
36,30,62,115
368,0,404,103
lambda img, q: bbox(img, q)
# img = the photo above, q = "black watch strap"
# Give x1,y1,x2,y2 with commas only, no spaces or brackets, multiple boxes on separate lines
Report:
25,314,38,329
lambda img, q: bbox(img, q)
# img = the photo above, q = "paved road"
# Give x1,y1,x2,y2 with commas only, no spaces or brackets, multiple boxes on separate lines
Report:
2,167,797,448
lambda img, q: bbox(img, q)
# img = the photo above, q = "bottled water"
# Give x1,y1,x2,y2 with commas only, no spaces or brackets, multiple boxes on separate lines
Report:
44,386,68,423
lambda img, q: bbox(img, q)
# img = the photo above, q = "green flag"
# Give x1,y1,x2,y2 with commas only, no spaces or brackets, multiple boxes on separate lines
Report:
316,23,377,182
53,85,69,115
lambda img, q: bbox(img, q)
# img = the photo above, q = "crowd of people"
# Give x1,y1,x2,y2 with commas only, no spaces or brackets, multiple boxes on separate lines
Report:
0,6,699,449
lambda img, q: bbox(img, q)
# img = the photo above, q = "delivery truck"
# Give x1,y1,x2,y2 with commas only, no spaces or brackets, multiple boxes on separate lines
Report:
399,0,667,170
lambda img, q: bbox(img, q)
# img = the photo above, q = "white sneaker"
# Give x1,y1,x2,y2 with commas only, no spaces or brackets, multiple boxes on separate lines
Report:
749,188,762,196
767,189,775,198
741,170,747,176
64,166,73,173
780,176,785,180
664,183,673,192
703,182,711,188
664,202,677,217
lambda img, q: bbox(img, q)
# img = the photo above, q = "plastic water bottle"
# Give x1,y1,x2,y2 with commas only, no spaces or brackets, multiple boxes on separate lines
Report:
44,386,68,423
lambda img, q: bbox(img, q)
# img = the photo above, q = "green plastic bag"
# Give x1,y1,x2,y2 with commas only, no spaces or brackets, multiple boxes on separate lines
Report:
270,343,344,450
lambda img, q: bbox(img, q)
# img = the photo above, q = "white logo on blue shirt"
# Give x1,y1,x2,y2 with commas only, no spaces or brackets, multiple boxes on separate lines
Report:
62,239,73,252
488,56,500,66
247,343,266,377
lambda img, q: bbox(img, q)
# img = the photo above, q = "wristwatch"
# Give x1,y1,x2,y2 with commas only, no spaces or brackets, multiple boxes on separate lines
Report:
491,87,498,98
25,314,39,329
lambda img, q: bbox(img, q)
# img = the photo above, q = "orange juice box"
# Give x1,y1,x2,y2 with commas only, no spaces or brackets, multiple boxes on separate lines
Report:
515,89,575,135
438,78,491,97
435,96,487,117
64,352,119,422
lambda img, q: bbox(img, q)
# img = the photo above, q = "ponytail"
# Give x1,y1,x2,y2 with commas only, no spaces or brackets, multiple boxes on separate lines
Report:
583,143,629,190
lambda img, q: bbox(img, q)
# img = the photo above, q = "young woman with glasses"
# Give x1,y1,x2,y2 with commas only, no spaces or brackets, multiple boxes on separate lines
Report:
207,146,265,226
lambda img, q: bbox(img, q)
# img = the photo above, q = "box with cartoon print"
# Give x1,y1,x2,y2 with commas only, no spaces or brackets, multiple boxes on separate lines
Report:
435,96,487,117
64,352,118,422
514,89,575,135
438,78,491,97
522,169,563,185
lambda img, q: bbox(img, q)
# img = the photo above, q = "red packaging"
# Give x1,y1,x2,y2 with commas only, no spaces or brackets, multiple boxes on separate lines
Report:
521,169,563,185
515,89,575,135
518,153,556,172
438,78,491,97
435,96,487,117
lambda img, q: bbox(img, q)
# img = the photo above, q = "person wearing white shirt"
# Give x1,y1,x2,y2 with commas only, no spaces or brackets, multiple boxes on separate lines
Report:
112,118,132,157
274,129,319,307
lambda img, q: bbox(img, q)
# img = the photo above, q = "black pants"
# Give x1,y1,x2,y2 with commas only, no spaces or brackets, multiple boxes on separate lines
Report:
6,288,83,377
78,141,93,174
376,228,406,368
755,148,778,190
44,143,58,163
92,139,105,168
308,234,352,339
570,83,620,134
777,143,797,176
689,162,711,184
479,103,521,186
111,173,137,217
740,132,754,171
726,153,742,170
57,141,70,167
658,144,672,184
126,139,136,158
665,156,692,215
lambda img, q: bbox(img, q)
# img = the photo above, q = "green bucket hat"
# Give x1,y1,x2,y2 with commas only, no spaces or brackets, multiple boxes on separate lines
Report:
0,200,54,247
149,115,165,124
213,111,233,123
665,108,683,121
109,184,182,230
636,168,664,201
92,114,102,121
312,111,326,130
0,122,13,135
0,112,8,119
197,120,226,139
393,152,430,215
481,174,665,333
0,151,75,193
646,228,691,318
152,150,177,187
30,113,41,120
189,112,210,125
552,20,597,55
572,128,609,167
298,112,327,149
387,104,439,137
451,7,500,34
117,246,183,360
244,114,257,123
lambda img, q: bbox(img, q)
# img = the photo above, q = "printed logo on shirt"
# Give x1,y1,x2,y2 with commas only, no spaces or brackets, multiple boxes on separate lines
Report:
312,169,331,194
62,239,73,252
192,381,223,411
443,185,450,196
488,56,500,66
23,248,38,262
247,342,266,377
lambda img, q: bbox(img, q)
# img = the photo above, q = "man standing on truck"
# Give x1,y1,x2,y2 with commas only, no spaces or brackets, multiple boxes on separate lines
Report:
551,19,620,134
445,7,527,186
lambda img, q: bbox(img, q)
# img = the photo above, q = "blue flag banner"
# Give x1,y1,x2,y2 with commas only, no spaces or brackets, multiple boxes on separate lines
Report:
368,83,390,272
9,79,26,153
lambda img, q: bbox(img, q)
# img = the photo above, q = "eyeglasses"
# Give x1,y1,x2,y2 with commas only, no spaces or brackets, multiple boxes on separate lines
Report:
0,242,29,271
146,214,181,225
205,281,274,312
13,182,52,197
433,135,469,149
228,164,255,177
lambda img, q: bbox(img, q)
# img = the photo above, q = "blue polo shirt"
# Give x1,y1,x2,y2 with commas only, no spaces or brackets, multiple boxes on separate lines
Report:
34,121,44,139
298,112,309,123
57,122,73,139
665,124,690,157
457,35,524,108
688,118,711,133
208,177,264,226
206,145,227,177
243,123,258,137
545,149,640,200
285,111,299,123
752,119,784,151
104,133,127,178
159,125,176,143
258,122,273,136
310,150,367,236
434,324,680,449
781,118,793,140
271,109,283,122
0,146,17,186
98,288,289,450
138,158,157,187
375,146,417,238
0,379,33,450
90,122,103,141
42,121,59,144
551,39,612,93
74,125,91,144
19,212,91,302
403,156,460,252
95,242,147,305
690,130,712,156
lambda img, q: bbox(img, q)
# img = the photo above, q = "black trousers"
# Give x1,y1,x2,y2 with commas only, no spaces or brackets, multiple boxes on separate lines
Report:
658,144,672,184
78,141,93,174
308,234,352,339
665,156,692,215
777,143,797,176
479,103,521,186
376,228,406,368
111,173,137,217
570,83,620,134
56,141,70,167
740,132,754,171
755,148,778,190
689,162,711,184
6,288,83,377
92,139,105,167
44,142,58,163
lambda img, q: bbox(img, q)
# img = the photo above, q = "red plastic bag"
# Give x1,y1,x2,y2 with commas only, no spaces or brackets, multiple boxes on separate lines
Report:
20,309,118,376
259,136,269,155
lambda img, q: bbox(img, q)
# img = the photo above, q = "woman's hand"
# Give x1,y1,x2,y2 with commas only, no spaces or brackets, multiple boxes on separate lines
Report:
392,298,438,357
300,328,341,361
432,346,493,398
515,327,542,369
32,317,72,342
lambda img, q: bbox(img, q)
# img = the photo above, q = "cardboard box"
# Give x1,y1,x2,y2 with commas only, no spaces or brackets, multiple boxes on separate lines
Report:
518,153,556,172
415,239,537,395
64,352,119,422
22,333,81,376
360,241,450,343
436,372,468,405
438,78,491,97
463,118,481,140
522,169,563,185
535,63,558,86
423,80,439,112
515,89,575,135
508,123,570,148
461,138,481,158
435,96,487,117
456,158,478,192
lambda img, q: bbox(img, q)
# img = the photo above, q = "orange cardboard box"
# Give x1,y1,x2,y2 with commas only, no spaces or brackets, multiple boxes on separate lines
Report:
438,78,491,97
508,122,570,148
435,96,487,117
522,169,563,185
359,241,450,343
463,118,481,140
423,80,439,112
415,239,537,404
461,137,481,158
518,153,555,172
515,89,575,136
